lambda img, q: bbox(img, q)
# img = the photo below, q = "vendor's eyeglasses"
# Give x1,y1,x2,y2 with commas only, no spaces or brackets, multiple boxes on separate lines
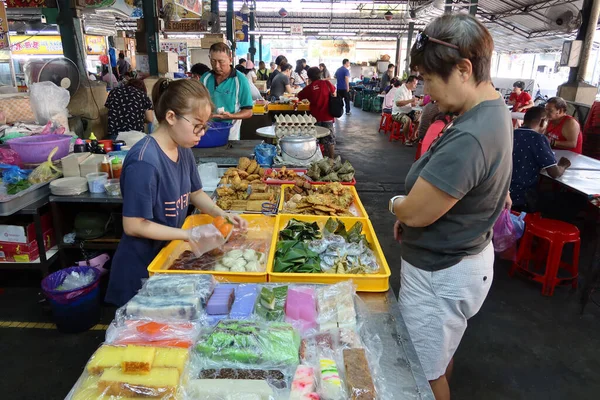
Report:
177,114,212,134
414,33,460,52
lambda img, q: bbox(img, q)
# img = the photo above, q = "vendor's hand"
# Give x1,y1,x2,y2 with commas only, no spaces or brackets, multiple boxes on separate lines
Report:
393,220,403,243
411,98,418,106
211,113,225,120
504,192,512,210
186,224,226,257
558,157,571,168
226,213,248,230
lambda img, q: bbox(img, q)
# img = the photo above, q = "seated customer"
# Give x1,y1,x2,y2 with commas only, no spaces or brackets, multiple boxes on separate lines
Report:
545,96,583,154
510,107,571,210
392,75,418,145
382,79,400,113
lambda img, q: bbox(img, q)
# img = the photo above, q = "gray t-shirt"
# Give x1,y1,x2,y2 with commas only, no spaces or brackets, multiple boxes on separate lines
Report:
401,96,512,271
270,73,289,98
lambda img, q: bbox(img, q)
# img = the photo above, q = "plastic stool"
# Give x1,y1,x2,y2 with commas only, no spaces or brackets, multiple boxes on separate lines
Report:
379,112,392,135
509,217,580,296
389,120,405,142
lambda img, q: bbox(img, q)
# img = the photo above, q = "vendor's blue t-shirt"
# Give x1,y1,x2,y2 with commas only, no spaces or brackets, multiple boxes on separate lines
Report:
105,136,202,306
335,66,350,90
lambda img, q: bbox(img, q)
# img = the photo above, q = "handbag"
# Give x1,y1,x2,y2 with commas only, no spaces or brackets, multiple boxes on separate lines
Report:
328,82,344,118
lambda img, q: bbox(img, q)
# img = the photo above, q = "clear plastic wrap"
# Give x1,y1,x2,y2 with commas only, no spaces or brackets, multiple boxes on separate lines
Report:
285,286,318,334
290,365,319,399
255,285,288,322
316,281,357,331
165,219,274,273
139,274,215,299
194,319,301,368
117,293,203,322
308,234,379,274
105,320,202,348
343,348,377,400
65,343,190,400
188,223,227,258
186,379,276,399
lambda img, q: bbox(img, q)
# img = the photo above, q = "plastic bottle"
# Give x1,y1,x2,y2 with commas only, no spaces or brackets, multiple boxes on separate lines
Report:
97,143,106,154
111,157,122,179
100,156,112,178
89,132,98,152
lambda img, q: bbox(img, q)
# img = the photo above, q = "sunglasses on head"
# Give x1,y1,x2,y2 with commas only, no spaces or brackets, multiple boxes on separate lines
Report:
414,33,460,52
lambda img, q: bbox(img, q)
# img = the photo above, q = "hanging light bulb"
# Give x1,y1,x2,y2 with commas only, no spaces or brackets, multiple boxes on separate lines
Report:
384,10,393,21
240,2,250,15
279,8,288,17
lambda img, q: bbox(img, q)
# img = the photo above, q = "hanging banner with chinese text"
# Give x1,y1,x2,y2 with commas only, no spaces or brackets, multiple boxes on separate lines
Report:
10,35,63,55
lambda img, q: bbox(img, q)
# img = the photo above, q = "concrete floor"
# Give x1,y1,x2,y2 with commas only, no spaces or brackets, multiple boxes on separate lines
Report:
2,107,600,399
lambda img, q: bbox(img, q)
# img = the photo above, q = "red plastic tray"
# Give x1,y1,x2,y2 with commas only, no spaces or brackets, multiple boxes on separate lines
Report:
262,168,307,185
262,168,356,186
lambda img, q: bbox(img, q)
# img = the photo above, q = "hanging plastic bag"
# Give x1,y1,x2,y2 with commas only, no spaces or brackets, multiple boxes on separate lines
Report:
28,147,62,184
29,81,70,126
510,212,527,240
492,209,517,253
254,143,277,166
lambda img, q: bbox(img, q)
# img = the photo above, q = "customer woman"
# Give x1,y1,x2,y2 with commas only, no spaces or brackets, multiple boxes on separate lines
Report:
257,61,269,81
298,67,337,158
319,63,331,79
106,79,247,306
292,59,308,87
389,14,512,400
105,79,154,140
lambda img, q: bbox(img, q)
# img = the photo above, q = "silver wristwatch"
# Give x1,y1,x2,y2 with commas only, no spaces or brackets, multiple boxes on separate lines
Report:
389,195,405,215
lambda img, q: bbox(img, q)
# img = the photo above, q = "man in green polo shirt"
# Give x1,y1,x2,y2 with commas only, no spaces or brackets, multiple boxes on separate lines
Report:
201,42,253,140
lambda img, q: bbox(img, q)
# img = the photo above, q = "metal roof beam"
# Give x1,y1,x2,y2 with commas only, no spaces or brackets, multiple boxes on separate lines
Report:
478,0,580,19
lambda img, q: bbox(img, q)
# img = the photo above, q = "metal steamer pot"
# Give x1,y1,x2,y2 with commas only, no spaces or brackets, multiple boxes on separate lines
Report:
279,135,318,161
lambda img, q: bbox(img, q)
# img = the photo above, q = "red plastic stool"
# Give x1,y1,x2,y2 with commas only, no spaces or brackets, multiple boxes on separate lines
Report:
389,120,405,142
379,112,392,135
509,217,580,296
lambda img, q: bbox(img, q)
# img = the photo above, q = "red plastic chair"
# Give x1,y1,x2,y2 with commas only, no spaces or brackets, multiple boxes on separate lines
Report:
509,217,580,296
378,112,392,135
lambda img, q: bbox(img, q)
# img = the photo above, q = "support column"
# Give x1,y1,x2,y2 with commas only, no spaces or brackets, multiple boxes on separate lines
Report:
395,34,402,78
56,0,87,79
405,22,414,76
142,0,158,75
558,0,600,105
210,0,220,33
258,35,263,62
469,0,478,16
226,0,234,44
249,9,256,62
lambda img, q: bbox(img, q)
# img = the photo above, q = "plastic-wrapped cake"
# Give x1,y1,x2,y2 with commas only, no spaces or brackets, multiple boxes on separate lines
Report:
274,114,318,138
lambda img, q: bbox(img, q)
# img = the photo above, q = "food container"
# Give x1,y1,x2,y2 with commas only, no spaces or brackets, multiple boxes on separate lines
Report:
262,168,307,185
279,184,368,218
147,214,276,282
7,134,71,164
279,135,318,161
104,179,121,197
86,172,108,194
194,121,232,148
98,140,113,152
267,215,391,292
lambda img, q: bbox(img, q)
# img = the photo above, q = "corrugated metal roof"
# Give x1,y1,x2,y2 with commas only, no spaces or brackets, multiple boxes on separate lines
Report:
220,0,593,53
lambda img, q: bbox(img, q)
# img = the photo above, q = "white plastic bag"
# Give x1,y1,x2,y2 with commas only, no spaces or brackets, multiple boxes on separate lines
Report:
29,82,70,125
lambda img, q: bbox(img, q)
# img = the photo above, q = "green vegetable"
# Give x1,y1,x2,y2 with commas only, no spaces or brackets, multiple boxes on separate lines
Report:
7,180,31,195
279,219,322,241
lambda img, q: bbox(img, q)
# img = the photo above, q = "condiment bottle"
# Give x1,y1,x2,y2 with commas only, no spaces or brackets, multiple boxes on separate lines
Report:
100,156,112,178
97,143,106,154
74,138,87,153
111,157,122,179
89,132,98,152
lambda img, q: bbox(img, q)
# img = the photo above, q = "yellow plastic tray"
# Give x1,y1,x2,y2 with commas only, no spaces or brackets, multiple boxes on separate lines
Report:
297,104,310,111
278,184,369,219
147,214,277,282
267,215,391,292
267,104,295,111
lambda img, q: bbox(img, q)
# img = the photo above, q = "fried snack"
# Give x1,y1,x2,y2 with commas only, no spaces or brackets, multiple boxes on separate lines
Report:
247,200,266,212
238,170,249,179
247,160,259,174
217,199,233,210
216,187,235,197
230,200,248,210
258,168,265,177
251,183,268,192
238,157,251,171
246,174,260,181
248,193,273,201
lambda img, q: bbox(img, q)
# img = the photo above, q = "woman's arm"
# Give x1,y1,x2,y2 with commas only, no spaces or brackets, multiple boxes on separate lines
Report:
145,109,155,123
123,217,189,241
393,177,458,227
190,189,226,218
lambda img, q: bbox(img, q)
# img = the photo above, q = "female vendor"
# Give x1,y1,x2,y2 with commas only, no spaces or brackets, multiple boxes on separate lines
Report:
106,79,247,306
389,14,512,399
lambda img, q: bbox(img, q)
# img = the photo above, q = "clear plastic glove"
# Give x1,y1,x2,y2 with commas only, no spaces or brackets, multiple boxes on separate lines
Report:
187,224,226,258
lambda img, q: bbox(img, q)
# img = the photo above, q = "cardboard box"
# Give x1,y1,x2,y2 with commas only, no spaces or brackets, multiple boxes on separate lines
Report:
0,228,55,262
61,153,91,178
157,52,178,74
80,154,106,177
201,34,226,49
0,213,52,244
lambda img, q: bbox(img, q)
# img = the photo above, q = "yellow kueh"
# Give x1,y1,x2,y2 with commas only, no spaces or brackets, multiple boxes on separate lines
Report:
86,345,125,375
122,345,156,374
98,367,179,397
153,347,189,374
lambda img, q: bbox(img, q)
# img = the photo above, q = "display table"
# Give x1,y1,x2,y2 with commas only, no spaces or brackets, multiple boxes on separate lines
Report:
255,125,331,140
554,150,600,171
541,169,600,196
192,140,263,166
